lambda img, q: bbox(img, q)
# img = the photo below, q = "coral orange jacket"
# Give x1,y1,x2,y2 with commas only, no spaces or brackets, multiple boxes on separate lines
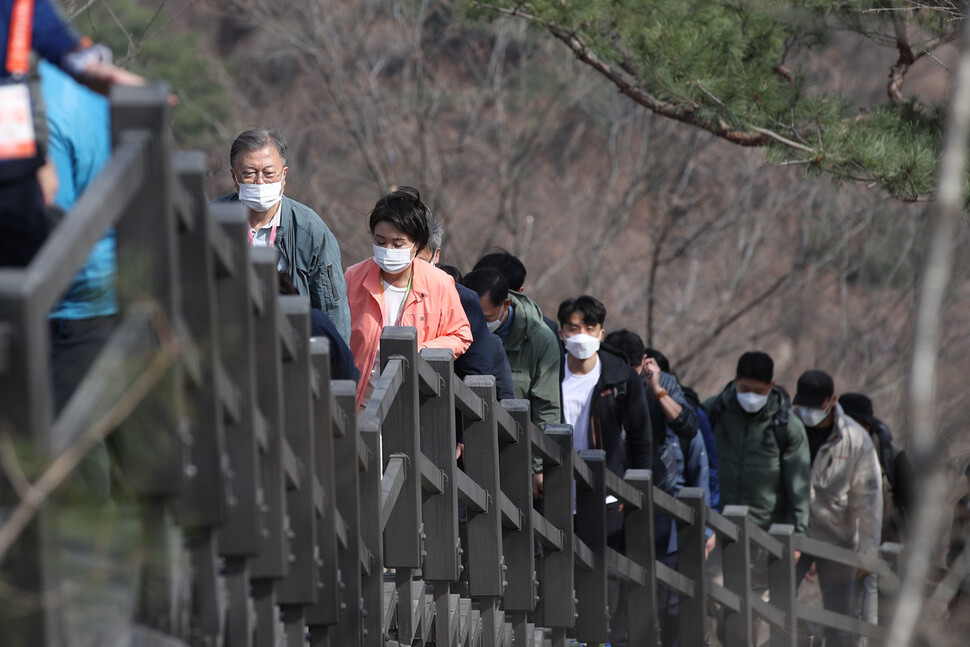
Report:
345,257,472,407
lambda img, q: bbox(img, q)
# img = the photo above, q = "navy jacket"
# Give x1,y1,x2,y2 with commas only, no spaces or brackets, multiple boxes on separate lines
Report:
310,309,359,383
453,283,493,381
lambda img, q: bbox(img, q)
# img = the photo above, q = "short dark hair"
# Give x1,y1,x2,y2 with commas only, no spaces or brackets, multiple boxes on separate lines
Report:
557,295,606,327
736,351,774,384
794,370,835,408
463,268,509,308
604,329,645,368
473,249,527,292
230,128,288,169
644,348,671,374
368,186,431,254
438,264,462,282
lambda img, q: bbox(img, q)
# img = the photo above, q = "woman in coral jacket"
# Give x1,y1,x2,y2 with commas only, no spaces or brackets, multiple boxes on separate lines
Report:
345,186,473,408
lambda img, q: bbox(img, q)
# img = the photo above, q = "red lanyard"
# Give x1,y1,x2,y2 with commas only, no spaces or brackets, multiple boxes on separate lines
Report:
247,224,278,247
6,0,34,76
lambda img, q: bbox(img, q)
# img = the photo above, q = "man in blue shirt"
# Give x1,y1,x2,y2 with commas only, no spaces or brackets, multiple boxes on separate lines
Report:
41,61,114,502
41,61,116,415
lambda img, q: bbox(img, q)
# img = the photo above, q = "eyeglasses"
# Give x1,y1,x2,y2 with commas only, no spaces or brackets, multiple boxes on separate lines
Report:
237,169,283,184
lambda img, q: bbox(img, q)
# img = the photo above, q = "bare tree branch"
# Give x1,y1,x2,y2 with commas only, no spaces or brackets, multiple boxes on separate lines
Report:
888,7,970,646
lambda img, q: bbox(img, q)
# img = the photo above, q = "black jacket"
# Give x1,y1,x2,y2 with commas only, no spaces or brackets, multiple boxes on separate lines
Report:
453,283,494,382
583,348,653,478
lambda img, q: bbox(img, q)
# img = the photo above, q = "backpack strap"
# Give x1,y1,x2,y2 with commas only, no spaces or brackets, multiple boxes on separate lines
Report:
705,387,729,432
871,419,896,490
769,386,791,455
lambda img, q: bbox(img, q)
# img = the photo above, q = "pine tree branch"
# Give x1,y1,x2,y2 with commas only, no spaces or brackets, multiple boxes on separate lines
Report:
888,10,929,113
471,2,820,155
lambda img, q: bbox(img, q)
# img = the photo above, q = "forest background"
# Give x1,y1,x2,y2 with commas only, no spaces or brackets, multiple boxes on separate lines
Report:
64,0,969,523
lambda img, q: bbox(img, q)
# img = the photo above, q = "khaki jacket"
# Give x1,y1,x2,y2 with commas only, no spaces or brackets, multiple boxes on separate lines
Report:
807,404,883,555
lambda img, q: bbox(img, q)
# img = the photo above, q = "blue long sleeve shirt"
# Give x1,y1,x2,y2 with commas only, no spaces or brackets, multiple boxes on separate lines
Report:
41,61,117,320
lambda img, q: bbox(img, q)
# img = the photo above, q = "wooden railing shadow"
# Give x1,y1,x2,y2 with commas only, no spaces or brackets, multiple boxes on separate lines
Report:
0,84,934,647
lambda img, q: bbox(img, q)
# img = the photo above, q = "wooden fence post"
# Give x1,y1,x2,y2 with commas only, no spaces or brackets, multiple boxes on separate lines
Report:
462,376,504,647
211,204,260,647
277,296,318,647
768,524,798,647
331,381,363,646
542,425,576,647
172,151,230,645
306,338,340,645
879,543,904,632
575,449,609,643
249,247,289,582
378,328,423,644
110,84,189,638
624,469,659,647
499,399,537,643
358,415,383,647
722,505,754,647
419,349,460,647
678,488,708,647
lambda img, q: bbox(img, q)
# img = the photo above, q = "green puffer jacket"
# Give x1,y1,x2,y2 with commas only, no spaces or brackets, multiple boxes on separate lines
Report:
703,384,811,533
504,291,562,430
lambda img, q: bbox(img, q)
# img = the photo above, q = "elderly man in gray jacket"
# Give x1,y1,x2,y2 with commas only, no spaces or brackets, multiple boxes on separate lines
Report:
794,370,882,647
214,128,351,342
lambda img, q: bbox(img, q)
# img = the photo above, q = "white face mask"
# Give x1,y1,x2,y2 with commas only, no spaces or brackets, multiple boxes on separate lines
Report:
563,333,601,360
237,180,283,212
795,404,831,428
373,243,415,274
736,391,769,413
486,306,507,333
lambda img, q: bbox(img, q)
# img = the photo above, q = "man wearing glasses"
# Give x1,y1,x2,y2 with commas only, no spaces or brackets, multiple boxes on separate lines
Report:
215,128,350,342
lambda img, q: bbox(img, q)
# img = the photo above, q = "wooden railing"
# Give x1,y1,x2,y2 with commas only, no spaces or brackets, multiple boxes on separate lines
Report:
0,85,917,647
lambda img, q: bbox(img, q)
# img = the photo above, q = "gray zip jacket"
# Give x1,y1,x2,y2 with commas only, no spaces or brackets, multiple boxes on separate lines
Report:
215,193,351,342
807,404,883,555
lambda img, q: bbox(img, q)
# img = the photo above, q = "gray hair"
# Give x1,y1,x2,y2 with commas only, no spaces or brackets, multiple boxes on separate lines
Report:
425,208,444,255
230,128,288,169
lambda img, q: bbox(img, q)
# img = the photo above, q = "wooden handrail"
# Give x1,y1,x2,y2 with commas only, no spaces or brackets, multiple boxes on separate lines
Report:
381,454,409,531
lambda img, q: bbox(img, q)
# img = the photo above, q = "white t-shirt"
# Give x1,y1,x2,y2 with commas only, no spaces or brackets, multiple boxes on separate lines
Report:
562,355,601,452
382,280,409,327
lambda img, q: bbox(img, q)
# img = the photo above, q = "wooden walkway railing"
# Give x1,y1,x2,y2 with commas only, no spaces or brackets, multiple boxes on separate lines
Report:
0,85,915,647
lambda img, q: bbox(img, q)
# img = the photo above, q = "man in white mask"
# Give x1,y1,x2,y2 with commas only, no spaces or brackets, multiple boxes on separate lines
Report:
557,295,651,647
702,351,811,645
793,370,882,647
214,129,350,342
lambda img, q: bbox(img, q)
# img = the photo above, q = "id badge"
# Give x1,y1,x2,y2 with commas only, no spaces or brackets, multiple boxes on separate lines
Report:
0,81,37,161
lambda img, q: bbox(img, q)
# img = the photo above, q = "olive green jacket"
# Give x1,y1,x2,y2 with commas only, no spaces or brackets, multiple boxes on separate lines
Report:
703,384,811,533
503,292,562,430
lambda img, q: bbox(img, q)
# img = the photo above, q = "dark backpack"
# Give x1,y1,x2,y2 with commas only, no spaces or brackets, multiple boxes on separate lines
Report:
869,418,911,540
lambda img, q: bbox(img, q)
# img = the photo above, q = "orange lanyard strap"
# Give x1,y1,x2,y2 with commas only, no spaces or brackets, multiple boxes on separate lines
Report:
6,0,35,76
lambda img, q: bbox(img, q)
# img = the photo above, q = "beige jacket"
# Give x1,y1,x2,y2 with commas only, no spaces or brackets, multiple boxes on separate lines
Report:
807,404,883,555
